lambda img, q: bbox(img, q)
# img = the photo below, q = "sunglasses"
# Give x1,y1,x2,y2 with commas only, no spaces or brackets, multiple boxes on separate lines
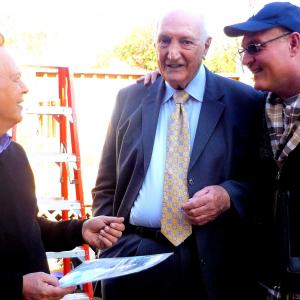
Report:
238,32,291,56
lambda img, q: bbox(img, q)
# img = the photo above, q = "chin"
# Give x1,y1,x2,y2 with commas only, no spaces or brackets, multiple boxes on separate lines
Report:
254,80,268,92
253,73,270,91
15,114,23,124
166,78,187,89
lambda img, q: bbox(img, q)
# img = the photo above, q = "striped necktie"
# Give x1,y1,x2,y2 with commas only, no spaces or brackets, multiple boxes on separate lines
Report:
161,90,192,246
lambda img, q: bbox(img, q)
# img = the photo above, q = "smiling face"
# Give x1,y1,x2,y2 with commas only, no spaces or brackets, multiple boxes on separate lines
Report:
0,48,28,135
155,10,211,89
241,27,300,98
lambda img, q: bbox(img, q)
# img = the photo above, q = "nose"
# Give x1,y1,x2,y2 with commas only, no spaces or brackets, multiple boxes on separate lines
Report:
241,51,255,67
167,42,181,60
20,79,29,94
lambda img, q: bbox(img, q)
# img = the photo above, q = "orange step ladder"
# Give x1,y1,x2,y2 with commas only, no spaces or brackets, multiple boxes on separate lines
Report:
13,66,93,300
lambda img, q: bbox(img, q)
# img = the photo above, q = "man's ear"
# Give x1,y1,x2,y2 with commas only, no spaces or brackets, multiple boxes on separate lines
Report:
204,36,212,57
289,32,300,56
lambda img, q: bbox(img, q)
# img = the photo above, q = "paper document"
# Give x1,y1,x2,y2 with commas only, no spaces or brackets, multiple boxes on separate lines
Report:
59,252,173,288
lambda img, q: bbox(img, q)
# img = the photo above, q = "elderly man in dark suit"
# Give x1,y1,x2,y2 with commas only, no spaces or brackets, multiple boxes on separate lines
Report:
0,41,125,300
92,7,265,300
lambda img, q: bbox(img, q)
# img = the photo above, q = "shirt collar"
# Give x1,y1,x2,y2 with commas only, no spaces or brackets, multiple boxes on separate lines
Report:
284,93,300,106
0,133,11,154
267,91,300,106
163,64,206,103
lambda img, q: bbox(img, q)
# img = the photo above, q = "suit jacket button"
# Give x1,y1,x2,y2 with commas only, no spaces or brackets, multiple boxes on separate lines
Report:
200,257,206,266
188,178,194,185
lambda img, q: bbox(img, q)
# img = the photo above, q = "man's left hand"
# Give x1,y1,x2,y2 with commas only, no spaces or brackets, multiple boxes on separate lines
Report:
82,216,125,249
182,185,230,226
136,70,161,85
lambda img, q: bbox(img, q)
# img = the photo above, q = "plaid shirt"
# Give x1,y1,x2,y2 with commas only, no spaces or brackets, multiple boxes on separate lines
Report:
264,91,300,299
265,92,300,167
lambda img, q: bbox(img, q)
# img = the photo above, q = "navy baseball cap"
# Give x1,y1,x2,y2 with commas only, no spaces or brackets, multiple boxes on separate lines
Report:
224,2,300,37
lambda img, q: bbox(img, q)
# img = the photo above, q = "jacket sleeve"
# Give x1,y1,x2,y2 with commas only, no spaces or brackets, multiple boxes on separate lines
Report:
38,217,85,252
220,179,256,219
0,271,23,299
221,91,266,219
92,90,122,217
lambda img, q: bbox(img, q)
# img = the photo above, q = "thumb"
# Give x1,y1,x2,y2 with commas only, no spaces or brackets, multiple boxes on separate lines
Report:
41,273,60,287
194,187,210,198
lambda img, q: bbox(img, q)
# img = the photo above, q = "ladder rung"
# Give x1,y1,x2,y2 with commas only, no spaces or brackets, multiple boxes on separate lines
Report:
23,106,73,116
47,247,85,259
38,197,81,210
61,293,89,300
29,152,77,163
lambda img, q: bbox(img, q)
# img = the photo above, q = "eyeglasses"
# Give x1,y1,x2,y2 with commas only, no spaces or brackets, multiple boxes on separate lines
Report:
238,32,291,56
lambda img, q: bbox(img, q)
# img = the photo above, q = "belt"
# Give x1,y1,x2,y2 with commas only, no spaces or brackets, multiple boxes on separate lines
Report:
126,224,166,242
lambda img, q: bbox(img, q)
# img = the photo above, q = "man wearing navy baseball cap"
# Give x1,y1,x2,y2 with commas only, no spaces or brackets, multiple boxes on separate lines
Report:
225,2,300,300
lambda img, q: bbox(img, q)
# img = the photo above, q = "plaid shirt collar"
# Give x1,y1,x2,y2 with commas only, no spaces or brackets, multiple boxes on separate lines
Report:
265,92,300,167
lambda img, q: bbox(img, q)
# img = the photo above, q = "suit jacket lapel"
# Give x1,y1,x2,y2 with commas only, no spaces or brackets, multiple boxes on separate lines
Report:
142,78,165,172
189,70,225,170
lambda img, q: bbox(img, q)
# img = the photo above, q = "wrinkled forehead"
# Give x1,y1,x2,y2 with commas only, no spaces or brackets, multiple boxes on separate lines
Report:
156,10,204,38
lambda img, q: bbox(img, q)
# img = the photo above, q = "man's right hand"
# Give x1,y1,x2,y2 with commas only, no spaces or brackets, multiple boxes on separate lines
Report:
23,272,75,300
182,185,231,226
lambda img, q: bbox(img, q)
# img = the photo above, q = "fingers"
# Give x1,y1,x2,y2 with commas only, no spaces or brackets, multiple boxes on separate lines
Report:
144,73,152,85
135,70,160,85
23,272,75,300
184,205,219,225
183,197,214,226
102,216,125,225
98,232,116,248
82,216,125,249
90,231,117,249
110,221,125,232
99,218,125,239
44,285,75,299
89,222,124,249
182,187,209,211
182,185,230,226
99,224,123,244
136,75,145,83
40,272,60,286
150,70,160,84
136,73,152,85
102,224,123,238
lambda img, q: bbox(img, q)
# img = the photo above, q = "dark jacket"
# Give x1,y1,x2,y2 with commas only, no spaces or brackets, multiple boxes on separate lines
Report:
256,118,300,294
0,141,84,299
92,69,266,299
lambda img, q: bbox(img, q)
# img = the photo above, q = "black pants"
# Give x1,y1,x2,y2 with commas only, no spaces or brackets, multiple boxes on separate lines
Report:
100,232,205,300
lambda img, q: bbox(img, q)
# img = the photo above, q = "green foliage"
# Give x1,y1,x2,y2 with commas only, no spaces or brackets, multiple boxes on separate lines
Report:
205,38,240,73
112,24,240,74
114,24,157,71
94,50,117,69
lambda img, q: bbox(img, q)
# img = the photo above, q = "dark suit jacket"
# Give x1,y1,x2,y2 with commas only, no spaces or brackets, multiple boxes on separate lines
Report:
92,68,266,299
0,142,85,299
